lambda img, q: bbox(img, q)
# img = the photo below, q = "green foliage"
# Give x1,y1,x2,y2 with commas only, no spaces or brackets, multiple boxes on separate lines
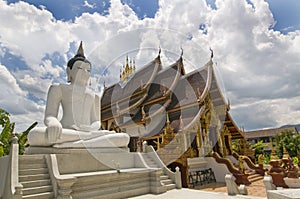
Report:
263,154,270,164
0,108,37,157
232,139,241,154
17,121,38,155
273,129,299,158
251,140,268,163
0,109,10,127
293,157,299,165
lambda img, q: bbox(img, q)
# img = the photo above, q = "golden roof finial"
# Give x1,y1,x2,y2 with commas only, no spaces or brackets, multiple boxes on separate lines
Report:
179,115,184,130
129,59,133,73
141,106,146,121
103,81,106,90
166,112,170,126
120,55,135,82
227,99,231,111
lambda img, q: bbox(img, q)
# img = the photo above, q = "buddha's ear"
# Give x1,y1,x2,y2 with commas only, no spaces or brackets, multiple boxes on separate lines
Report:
66,67,71,83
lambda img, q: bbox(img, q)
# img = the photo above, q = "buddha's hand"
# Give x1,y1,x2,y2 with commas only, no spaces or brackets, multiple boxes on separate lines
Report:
46,122,62,144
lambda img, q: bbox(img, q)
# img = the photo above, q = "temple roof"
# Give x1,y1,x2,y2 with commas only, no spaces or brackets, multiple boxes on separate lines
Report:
101,53,244,140
118,57,184,130
101,56,162,120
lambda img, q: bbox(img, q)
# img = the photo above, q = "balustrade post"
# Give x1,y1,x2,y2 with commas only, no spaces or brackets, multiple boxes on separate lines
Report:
57,178,76,199
175,167,182,188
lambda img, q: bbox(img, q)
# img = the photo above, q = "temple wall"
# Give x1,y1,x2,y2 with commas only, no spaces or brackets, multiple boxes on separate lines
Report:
56,152,143,174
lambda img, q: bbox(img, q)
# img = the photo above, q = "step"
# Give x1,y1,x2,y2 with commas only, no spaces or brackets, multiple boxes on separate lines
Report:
19,155,46,164
22,191,54,199
19,163,48,170
23,185,53,196
19,168,48,175
72,173,150,192
248,174,262,179
19,174,50,182
165,183,176,190
72,181,149,199
160,175,169,180
21,179,51,189
161,179,173,185
248,175,263,182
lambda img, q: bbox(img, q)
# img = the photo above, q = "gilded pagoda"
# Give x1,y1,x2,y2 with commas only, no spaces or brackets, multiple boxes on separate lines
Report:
101,50,245,187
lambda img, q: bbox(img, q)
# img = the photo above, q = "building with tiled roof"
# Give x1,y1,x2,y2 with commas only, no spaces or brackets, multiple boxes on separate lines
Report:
100,50,245,187
245,126,299,152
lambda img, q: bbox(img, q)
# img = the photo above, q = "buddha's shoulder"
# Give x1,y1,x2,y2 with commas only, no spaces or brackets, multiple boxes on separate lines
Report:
48,84,71,92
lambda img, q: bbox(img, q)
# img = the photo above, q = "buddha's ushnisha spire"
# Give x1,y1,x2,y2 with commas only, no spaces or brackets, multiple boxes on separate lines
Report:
180,46,183,57
210,47,214,59
76,41,85,58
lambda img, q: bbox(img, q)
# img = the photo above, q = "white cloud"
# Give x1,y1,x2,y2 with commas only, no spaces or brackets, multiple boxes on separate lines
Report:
83,0,95,9
0,1,72,67
0,64,44,132
0,0,300,131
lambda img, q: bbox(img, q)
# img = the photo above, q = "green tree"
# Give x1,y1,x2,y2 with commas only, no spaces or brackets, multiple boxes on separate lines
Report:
232,139,241,154
0,108,37,156
251,140,268,163
273,129,299,158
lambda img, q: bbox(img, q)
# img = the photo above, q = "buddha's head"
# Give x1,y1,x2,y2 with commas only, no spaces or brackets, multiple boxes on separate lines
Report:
66,41,91,86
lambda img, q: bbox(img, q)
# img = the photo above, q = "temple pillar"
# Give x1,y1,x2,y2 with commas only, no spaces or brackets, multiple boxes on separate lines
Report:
228,134,233,155
196,126,203,157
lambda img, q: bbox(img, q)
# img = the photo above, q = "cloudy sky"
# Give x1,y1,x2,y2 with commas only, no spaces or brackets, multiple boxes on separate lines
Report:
0,0,299,133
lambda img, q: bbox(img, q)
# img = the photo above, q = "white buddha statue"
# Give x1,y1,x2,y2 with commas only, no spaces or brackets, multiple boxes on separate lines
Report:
28,42,130,148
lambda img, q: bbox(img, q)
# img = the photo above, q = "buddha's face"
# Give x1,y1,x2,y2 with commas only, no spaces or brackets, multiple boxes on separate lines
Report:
67,60,91,86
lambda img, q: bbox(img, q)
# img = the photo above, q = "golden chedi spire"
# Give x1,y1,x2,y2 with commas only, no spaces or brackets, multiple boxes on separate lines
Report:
282,145,290,160
120,55,136,82
270,143,279,161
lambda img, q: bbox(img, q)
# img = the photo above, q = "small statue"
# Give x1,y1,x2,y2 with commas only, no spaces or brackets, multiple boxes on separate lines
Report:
258,154,264,165
238,156,245,173
28,42,130,148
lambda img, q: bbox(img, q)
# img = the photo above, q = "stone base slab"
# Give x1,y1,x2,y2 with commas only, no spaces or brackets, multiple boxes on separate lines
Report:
26,146,130,154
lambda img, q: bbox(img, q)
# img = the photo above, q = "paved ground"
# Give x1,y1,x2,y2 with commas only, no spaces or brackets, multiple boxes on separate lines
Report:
130,188,267,199
193,176,267,198
130,176,268,199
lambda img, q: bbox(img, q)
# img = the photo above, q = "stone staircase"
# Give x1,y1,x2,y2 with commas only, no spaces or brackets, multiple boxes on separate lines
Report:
19,155,54,199
247,170,264,184
159,174,176,190
142,154,176,191
70,169,152,199
143,154,159,168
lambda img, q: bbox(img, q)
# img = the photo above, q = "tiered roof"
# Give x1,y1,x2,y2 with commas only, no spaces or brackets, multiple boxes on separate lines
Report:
101,52,244,139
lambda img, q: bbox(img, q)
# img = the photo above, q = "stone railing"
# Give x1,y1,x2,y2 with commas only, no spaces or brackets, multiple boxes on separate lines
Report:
2,136,23,199
47,154,76,199
144,143,182,189
212,152,250,185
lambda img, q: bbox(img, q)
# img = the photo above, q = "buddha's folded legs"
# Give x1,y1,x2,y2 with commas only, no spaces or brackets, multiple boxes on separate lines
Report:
28,127,129,147
53,133,130,148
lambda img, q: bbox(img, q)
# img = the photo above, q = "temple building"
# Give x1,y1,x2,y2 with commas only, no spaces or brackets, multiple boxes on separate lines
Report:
101,50,245,187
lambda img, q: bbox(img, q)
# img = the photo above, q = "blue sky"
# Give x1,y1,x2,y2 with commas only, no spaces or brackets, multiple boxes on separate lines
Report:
0,0,300,132
7,0,299,33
